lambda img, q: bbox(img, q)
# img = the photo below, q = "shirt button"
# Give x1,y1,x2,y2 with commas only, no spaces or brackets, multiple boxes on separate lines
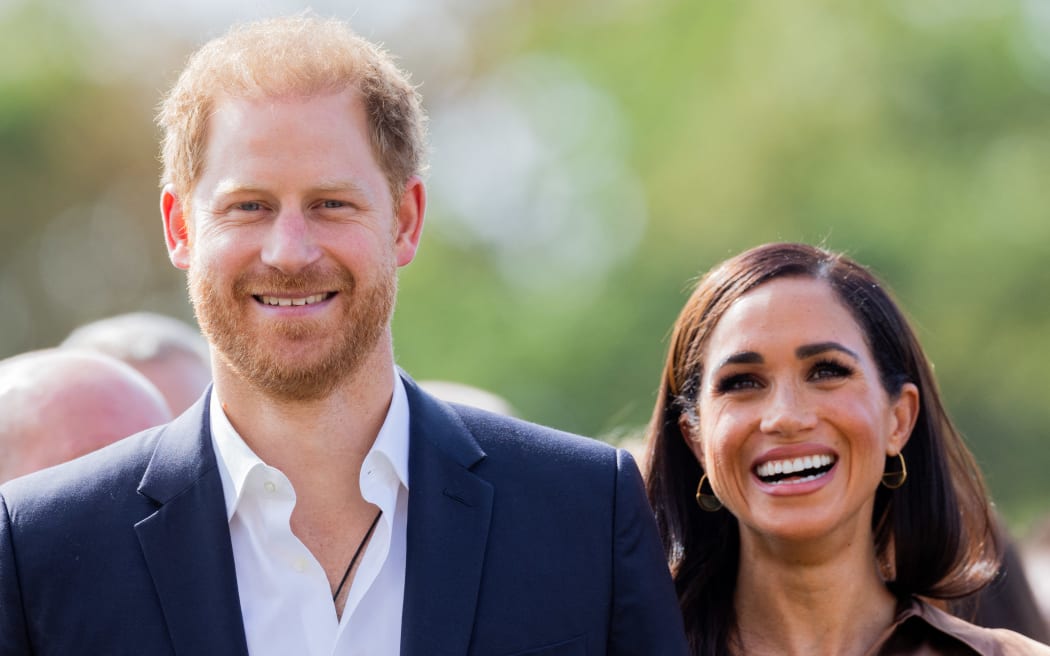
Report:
264,481,277,493
293,557,307,573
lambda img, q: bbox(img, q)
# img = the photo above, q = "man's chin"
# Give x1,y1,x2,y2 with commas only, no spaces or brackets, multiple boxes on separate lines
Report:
249,371,345,403
235,352,352,400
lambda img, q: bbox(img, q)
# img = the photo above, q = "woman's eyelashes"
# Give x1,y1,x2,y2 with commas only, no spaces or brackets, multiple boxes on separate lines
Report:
712,359,855,394
808,358,854,382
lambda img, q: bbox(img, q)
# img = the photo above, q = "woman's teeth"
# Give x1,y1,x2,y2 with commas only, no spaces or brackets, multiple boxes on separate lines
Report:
755,454,836,484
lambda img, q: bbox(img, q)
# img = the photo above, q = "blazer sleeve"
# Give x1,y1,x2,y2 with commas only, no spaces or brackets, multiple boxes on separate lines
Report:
607,449,690,656
0,493,31,655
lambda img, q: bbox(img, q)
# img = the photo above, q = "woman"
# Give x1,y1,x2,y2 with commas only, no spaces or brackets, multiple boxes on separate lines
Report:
644,243,1050,655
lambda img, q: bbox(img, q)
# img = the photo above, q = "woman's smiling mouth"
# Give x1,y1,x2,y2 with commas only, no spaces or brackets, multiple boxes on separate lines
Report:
754,454,837,485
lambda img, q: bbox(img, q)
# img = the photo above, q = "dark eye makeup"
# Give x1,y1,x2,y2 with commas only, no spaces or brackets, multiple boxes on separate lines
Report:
808,358,854,381
714,373,763,394
711,357,855,395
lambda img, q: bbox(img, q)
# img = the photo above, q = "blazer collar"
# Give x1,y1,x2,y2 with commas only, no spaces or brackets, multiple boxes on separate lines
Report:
399,373,494,656
135,388,249,656
137,389,217,504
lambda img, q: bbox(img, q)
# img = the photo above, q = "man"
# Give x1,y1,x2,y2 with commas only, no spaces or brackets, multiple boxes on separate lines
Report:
0,16,687,655
0,349,172,483
61,311,212,415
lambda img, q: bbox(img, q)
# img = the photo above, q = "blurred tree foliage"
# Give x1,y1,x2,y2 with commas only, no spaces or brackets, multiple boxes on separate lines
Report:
0,2,187,350
1,0,1047,525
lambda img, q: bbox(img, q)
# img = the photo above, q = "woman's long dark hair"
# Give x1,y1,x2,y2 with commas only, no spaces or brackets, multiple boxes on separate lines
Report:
644,243,999,655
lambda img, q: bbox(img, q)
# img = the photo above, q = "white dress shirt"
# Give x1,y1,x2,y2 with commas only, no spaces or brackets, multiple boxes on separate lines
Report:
209,375,409,656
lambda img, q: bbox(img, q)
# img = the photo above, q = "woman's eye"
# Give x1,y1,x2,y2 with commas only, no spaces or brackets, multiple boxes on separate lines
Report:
715,374,762,394
810,360,853,381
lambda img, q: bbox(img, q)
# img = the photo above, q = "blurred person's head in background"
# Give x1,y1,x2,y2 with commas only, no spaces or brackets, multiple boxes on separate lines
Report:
0,349,172,483
61,311,211,415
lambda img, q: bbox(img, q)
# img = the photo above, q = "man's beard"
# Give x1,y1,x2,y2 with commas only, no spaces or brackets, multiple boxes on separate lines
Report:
189,261,396,403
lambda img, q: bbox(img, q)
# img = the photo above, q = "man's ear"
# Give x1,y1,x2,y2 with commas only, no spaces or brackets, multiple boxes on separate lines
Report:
161,184,191,270
393,176,426,267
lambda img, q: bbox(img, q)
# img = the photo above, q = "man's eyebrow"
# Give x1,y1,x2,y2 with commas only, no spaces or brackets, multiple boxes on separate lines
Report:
795,342,859,361
312,180,371,195
213,181,266,196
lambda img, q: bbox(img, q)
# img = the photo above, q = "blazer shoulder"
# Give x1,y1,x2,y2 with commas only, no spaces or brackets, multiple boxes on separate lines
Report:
443,403,642,504
451,403,618,463
402,370,623,473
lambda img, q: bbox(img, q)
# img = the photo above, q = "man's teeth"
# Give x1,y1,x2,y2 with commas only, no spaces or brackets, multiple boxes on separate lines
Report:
259,294,328,307
756,454,836,484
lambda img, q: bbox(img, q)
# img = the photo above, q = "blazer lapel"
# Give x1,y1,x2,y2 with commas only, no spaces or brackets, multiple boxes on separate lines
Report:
400,375,493,656
134,391,249,656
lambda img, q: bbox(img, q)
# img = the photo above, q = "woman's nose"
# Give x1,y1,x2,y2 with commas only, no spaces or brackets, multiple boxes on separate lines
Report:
759,384,818,436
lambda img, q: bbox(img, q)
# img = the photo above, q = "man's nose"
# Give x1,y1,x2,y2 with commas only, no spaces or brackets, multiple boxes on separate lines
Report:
260,209,322,274
759,383,818,436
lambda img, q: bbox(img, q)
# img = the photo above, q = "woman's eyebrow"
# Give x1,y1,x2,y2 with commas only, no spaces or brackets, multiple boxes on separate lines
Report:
716,351,763,371
795,342,859,361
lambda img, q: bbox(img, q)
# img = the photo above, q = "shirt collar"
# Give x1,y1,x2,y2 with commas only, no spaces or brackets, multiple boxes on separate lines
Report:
209,371,411,522
872,597,1014,656
368,371,410,491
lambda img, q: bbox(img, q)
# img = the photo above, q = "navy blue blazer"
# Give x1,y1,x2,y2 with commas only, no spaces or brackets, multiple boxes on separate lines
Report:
0,374,687,655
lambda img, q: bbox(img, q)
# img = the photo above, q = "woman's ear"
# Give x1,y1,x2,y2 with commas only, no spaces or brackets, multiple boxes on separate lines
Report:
678,412,706,469
678,414,693,440
887,382,920,455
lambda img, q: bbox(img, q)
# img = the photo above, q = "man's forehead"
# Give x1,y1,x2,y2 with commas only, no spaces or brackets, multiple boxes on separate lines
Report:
209,88,362,118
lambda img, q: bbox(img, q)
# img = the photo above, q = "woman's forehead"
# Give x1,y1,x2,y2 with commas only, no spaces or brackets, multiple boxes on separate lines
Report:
703,278,868,361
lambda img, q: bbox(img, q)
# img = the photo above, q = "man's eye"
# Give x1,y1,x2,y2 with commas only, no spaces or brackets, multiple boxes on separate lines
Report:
236,202,263,211
321,200,346,209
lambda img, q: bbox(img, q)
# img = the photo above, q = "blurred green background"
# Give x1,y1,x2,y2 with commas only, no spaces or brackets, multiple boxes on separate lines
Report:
1,0,1047,528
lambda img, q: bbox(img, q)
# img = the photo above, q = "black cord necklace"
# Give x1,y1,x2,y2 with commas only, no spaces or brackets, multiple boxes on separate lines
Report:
332,509,383,602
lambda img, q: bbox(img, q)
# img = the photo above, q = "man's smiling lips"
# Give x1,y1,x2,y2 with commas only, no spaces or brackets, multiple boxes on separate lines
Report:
254,292,336,307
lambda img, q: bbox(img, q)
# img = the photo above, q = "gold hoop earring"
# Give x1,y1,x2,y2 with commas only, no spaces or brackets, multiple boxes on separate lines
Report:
695,473,723,512
881,452,907,489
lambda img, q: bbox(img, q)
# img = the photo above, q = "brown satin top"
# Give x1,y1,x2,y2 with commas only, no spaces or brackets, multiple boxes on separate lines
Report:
868,598,1050,656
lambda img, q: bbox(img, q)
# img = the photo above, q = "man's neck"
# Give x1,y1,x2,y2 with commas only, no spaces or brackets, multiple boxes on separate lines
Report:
212,346,398,596
211,347,396,501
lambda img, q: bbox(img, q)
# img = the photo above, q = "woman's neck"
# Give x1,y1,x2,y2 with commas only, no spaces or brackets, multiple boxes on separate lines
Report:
731,528,899,656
